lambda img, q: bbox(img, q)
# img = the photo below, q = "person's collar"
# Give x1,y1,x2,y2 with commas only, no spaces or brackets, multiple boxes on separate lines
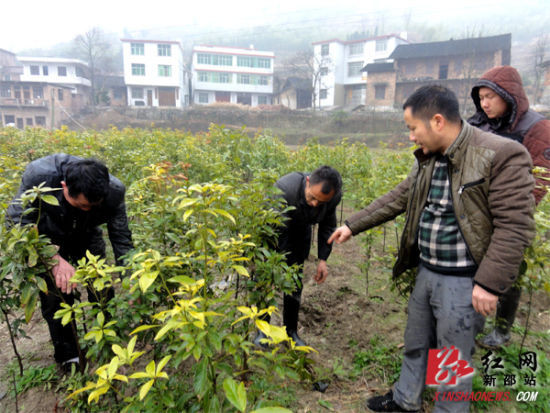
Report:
444,120,470,163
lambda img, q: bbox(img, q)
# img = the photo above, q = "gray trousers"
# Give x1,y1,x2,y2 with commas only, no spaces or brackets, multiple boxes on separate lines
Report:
393,265,485,413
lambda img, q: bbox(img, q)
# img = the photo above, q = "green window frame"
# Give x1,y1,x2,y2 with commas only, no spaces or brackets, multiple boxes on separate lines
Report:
158,44,171,56
132,63,145,76
158,65,172,77
131,43,145,55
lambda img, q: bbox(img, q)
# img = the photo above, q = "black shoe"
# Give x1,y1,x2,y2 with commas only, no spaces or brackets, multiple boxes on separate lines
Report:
61,360,80,374
366,390,418,412
287,330,306,347
477,329,510,350
253,331,269,349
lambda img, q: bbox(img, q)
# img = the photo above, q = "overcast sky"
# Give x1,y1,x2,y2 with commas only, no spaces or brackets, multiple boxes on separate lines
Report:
2,0,548,52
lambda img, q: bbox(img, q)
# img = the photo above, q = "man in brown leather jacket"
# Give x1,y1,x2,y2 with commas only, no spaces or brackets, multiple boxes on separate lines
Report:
468,65,550,349
329,85,535,412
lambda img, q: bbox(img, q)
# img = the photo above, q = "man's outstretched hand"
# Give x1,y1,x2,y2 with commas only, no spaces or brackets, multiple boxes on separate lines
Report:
327,225,352,245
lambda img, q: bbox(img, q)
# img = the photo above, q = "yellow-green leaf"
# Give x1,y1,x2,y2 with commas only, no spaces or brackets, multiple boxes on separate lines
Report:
139,270,159,293
41,194,59,206
223,378,247,412
130,324,159,335
139,379,155,400
24,292,38,323
232,265,249,277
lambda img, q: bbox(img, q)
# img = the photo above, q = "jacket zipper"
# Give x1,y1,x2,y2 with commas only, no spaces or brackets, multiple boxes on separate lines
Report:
449,164,478,266
458,178,486,195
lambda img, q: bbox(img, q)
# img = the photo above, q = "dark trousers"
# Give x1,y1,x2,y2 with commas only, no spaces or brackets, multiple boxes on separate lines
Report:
40,234,110,363
39,273,114,363
283,265,304,333
495,285,521,334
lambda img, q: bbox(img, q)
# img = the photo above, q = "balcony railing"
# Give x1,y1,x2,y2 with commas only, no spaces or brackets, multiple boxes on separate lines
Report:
0,97,49,107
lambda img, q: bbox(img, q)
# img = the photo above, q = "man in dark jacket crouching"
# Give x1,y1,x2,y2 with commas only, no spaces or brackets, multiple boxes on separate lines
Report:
6,153,133,371
255,165,342,347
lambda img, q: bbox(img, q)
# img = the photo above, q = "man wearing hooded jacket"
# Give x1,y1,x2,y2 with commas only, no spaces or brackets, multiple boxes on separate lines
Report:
468,65,550,349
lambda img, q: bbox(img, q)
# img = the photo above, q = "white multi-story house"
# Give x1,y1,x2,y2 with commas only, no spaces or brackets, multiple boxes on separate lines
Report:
192,45,274,106
312,33,408,108
17,56,91,111
121,39,189,108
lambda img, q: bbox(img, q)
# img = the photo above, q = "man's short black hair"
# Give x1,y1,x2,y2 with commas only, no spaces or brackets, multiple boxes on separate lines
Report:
65,158,109,203
403,85,461,124
309,165,342,197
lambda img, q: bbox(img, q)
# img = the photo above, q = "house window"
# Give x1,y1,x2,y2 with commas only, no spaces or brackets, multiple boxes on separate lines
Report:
219,73,231,83
23,86,30,99
349,43,364,55
237,74,250,84
30,65,40,75
33,86,43,99
58,89,64,101
212,55,233,66
131,87,144,99
320,67,328,76
0,85,10,97
375,39,387,52
113,89,122,99
348,62,364,77
35,116,46,126
321,44,329,56
258,76,268,85
320,89,328,99
375,84,387,100
257,95,268,105
158,65,172,77
4,115,15,125
132,63,145,76
235,56,270,68
257,58,271,68
43,65,49,76
158,44,171,56
26,118,33,126
17,118,24,129
237,56,252,67
58,66,67,76
198,92,209,103
198,71,208,82
439,64,448,80
197,53,211,64
131,43,144,55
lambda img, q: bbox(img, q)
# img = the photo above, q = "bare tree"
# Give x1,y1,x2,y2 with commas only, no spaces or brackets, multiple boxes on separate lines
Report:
532,35,549,105
73,27,114,107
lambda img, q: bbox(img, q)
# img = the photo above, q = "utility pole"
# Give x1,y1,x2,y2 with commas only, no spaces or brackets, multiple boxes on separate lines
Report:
50,89,55,128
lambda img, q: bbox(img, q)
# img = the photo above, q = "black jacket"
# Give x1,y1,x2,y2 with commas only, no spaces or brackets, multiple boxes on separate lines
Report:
275,172,341,265
6,153,133,264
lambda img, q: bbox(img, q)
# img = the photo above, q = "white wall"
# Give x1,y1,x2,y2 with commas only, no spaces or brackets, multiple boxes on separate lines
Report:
122,40,188,107
19,58,91,88
191,46,274,106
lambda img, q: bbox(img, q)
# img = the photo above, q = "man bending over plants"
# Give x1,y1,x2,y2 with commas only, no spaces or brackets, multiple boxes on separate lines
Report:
255,165,342,348
328,85,535,412
6,153,133,372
